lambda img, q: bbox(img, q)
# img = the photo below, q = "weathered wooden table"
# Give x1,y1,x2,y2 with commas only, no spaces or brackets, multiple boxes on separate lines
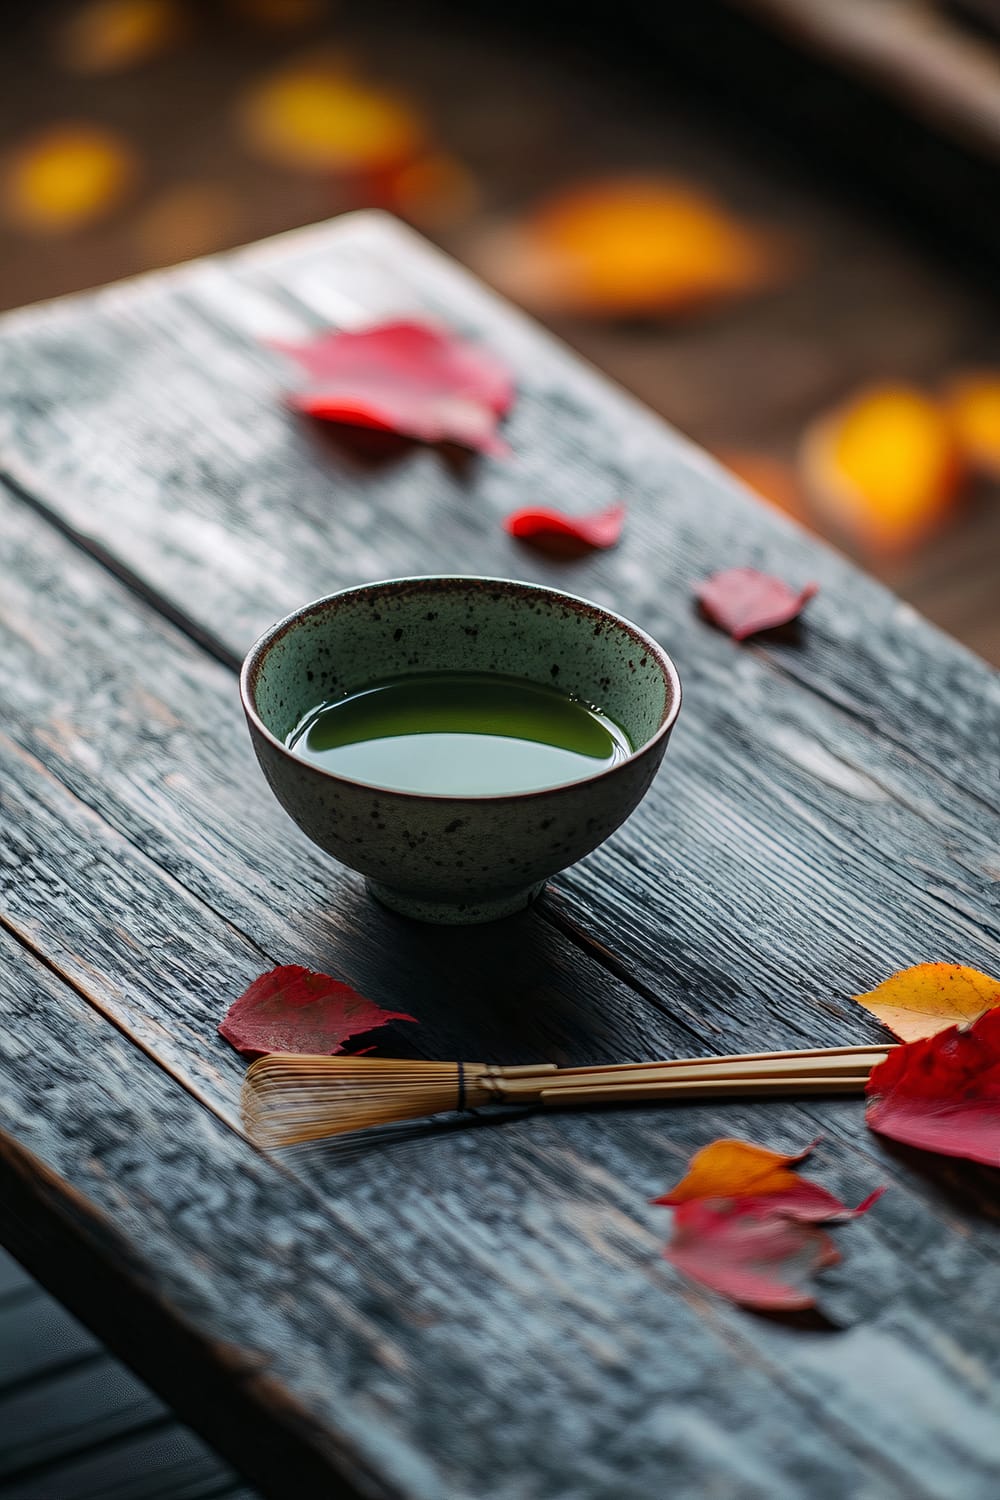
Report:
1,213,999,1500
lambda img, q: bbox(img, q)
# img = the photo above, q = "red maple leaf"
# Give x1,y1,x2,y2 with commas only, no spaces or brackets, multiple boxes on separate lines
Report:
866,1007,1000,1165
272,319,514,455
695,566,818,640
503,501,625,551
219,964,416,1060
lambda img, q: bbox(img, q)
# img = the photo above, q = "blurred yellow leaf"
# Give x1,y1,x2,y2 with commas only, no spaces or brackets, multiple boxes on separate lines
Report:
134,182,241,266
854,963,1000,1042
802,384,962,555
54,0,184,74
237,61,423,174
945,372,1000,479
2,125,137,233
475,175,791,318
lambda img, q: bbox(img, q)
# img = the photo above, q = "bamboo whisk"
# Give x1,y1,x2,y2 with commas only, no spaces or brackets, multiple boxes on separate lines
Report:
241,1045,889,1149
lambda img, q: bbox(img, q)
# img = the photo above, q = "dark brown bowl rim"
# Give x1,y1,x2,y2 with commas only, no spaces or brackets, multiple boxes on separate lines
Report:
239,575,682,805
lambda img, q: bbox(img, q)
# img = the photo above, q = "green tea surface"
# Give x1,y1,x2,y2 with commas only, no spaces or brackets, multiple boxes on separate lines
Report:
286,671,632,795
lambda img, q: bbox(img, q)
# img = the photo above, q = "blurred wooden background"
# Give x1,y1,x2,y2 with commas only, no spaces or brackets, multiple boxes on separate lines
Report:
1,0,997,668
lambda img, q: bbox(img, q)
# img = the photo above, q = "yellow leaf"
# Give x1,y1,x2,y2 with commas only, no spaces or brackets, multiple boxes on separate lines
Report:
237,61,423,174
945,372,1000,479
853,963,1000,1042
2,125,137,233
475,175,791,318
54,0,184,75
654,1139,810,1205
802,384,962,555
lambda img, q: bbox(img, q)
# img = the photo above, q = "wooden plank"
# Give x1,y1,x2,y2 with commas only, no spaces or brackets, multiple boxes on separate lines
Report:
0,1423,243,1500
1,363,1000,1500
1,931,921,1500
0,1295,101,1392
0,214,994,806
1,217,999,1497
0,1358,166,1482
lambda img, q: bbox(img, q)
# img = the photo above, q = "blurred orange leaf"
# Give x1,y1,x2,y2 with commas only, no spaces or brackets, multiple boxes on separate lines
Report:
720,451,811,527
802,384,962,555
853,962,1000,1043
945,372,1000,479
2,125,137,233
237,61,424,174
54,0,185,74
476,175,792,318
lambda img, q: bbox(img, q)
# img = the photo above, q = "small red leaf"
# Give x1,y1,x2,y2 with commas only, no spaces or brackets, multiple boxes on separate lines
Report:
271,319,514,455
503,501,625,550
219,964,416,1060
695,567,818,640
866,1007,1000,1165
664,1198,840,1310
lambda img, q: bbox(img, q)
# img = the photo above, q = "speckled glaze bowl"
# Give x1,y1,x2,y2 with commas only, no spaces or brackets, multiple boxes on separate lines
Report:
241,577,681,923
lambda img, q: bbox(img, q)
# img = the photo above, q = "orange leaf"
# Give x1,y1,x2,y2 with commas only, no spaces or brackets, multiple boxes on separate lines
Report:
1,125,137,233
54,0,184,74
237,61,424,174
654,1138,814,1204
853,962,1000,1042
945,372,1000,479
475,175,792,318
801,384,962,555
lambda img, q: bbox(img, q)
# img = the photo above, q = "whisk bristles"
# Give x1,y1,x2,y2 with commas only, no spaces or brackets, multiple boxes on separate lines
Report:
241,1055,495,1148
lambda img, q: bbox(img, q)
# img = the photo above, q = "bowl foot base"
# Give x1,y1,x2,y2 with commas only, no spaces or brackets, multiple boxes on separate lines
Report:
366,879,545,925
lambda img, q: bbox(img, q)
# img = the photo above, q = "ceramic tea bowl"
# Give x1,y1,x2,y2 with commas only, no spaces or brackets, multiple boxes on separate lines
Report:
240,576,681,924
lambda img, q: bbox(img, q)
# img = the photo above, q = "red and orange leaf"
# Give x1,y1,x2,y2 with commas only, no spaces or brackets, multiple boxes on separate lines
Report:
1,124,136,233
945,372,1000,479
801,384,962,555
220,965,416,1060
853,963,1000,1043
664,1198,840,1310
695,567,818,640
237,61,423,174
475,175,792,319
54,0,184,74
866,1008,1000,1166
652,1137,881,1222
504,501,625,551
272,319,514,455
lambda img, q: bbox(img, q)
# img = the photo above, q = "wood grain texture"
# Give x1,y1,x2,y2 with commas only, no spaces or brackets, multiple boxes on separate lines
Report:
1,214,999,1499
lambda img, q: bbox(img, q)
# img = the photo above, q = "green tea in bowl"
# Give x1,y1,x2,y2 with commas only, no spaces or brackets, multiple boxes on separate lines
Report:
241,576,681,924
286,671,633,796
